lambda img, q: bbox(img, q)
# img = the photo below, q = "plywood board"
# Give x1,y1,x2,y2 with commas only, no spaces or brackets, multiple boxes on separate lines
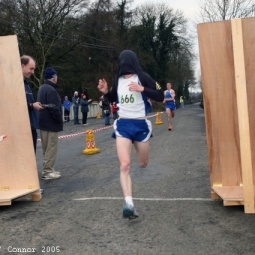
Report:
0,35,40,195
242,18,255,186
212,186,244,201
231,18,254,213
0,189,40,206
212,185,255,206
197,21,242,187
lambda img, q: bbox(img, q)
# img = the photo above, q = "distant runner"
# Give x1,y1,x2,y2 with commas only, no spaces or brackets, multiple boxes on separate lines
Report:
163,82,176,131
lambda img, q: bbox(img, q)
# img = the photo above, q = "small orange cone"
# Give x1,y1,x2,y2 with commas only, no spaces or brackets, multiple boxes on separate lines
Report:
96,111,101,119
154,112,163,125
83,129,100,155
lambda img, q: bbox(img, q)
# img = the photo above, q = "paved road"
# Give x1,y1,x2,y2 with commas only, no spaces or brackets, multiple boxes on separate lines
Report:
1,104,255,255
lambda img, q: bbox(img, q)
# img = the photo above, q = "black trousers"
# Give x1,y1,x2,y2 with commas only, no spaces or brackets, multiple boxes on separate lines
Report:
64,109,70,122
31,129,37,153
82,112,88,124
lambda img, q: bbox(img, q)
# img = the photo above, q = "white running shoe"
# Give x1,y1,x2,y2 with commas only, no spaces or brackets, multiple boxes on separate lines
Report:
42,172,61,180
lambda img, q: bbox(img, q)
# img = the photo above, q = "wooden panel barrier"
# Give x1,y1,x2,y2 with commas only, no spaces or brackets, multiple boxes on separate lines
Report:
198,18,255,213
0,35,41,205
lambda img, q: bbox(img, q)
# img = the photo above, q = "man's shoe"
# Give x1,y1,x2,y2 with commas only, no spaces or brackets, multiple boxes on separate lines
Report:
53,170,61,176
122,204,138,219
42,172,61,180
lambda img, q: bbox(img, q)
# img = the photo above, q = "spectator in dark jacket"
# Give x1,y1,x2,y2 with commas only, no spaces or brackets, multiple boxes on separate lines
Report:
72,91,80,124
80,94,92,125
102,95,111,126
37,67,63,181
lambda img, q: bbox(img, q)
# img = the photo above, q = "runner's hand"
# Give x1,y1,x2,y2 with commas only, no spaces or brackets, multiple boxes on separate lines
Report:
128,81,144,92
98,79,108,94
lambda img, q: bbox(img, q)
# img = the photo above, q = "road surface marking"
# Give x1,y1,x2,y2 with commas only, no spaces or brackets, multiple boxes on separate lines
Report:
74,197,212,201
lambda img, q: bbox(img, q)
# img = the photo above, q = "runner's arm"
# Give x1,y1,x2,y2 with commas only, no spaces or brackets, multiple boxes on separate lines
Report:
142,73,164,102
98,78,118,103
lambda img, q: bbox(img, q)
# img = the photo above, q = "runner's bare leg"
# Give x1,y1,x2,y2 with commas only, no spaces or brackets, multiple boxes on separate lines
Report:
166,108,172,127
116,137,133,197
134,140,150,168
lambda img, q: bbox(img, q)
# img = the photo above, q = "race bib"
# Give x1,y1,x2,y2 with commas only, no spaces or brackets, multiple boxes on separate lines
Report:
120,93,137,105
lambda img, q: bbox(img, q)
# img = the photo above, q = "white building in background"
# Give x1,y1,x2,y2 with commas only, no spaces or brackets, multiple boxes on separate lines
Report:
62,101,101,121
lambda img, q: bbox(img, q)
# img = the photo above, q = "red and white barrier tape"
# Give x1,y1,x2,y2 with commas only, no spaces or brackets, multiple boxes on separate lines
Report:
37,125,113,142
37,112,164,142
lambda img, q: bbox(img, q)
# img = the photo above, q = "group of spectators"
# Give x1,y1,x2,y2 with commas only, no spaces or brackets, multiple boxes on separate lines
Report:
22,55,62,181
22,54,116,182
22,54,118,183
63,93,119,126
63,92,92,125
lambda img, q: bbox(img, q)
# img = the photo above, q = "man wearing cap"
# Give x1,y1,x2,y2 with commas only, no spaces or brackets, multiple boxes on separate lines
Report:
37,67,63,180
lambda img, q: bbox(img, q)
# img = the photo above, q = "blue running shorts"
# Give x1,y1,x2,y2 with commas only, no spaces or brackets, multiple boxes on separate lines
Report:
112,118,152,143
165,102,176,111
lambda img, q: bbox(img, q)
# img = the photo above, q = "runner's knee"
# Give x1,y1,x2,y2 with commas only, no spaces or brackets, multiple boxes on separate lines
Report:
120,161,130,173
139,160,148,168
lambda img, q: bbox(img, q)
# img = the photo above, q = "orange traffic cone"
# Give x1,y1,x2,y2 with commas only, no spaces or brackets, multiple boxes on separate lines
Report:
82,129,100,155
154,112,163,125
96,111,101,119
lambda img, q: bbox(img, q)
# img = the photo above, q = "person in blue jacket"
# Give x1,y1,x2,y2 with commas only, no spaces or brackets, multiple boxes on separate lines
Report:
63,96,71,122
97,50,164,220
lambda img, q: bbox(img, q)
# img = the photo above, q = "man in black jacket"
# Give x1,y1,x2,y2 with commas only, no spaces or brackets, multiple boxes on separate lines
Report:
37,67,63,180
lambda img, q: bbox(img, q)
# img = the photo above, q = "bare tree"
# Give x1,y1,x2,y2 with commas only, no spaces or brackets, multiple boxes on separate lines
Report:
132,2,196,94
0,0,89,87
197,0,255,22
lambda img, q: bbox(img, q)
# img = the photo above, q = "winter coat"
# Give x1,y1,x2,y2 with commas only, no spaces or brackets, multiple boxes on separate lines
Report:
24,79,37,129
102,96,111,115
72,96,80,109
80,98,90,113
37,80,63,132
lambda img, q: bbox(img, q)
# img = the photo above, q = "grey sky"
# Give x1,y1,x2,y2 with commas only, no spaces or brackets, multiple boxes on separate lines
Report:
133,0,201,91
133,0,199,21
